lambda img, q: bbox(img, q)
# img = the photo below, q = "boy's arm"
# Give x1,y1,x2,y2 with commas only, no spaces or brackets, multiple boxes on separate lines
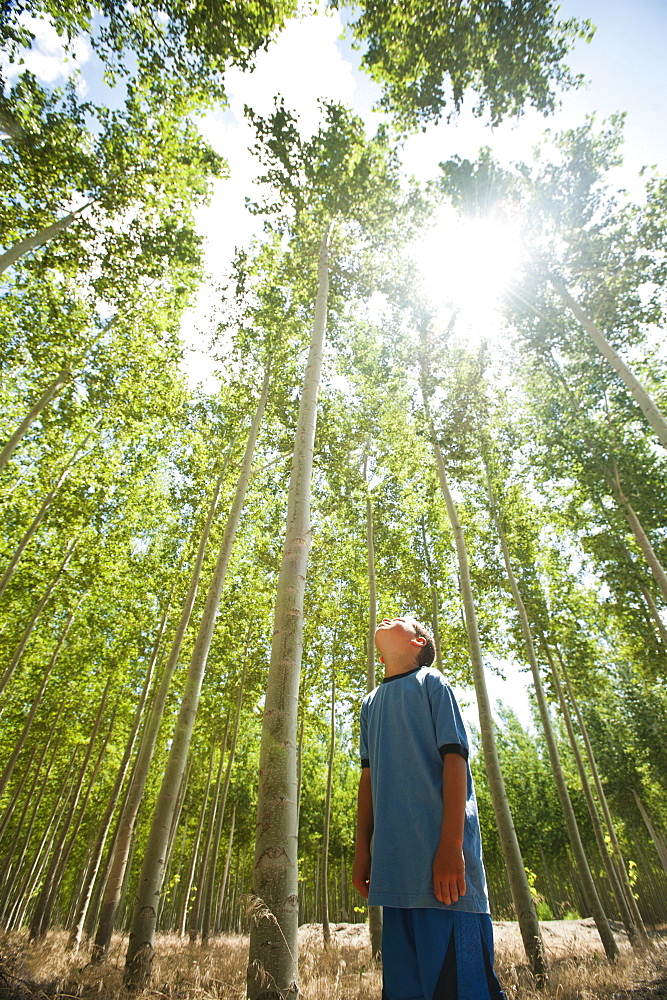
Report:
432,751,467,905
352,767,373,899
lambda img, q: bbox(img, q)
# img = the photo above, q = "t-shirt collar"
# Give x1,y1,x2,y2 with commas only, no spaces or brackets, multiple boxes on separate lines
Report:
381,665,421,683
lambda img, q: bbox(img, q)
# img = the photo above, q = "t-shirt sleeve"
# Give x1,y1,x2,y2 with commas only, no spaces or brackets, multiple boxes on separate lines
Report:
359,699,370,768
428,674,469,761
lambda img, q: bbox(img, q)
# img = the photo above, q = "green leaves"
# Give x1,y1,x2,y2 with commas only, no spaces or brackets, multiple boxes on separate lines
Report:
340,0,593,129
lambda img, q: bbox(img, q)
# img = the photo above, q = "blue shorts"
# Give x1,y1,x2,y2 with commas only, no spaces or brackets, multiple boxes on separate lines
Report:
381,908,506,1000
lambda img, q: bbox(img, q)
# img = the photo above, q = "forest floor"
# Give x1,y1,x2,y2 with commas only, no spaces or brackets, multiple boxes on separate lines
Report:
0,920,666,1000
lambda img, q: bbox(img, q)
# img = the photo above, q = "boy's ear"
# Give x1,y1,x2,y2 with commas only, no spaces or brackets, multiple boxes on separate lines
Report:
410,636,427,647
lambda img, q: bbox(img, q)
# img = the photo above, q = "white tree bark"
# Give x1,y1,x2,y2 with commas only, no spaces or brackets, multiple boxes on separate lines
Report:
0,202,92,275
552,279,667,450
0,372,69,474
247,226,331,1000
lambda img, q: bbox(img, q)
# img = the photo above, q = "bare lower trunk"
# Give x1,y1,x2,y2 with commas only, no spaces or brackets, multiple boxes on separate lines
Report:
124,369,271,989
215,802,236,934
7,755,78,930
67,637,159,952
180,751,214,937
189,743,225,941
486,475,618,961
364,451,382,960
552,279,667,450
321,673,335,947
247,227,331,1000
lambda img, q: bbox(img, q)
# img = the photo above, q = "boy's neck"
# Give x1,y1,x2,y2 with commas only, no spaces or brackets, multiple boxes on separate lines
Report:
382,656,420,679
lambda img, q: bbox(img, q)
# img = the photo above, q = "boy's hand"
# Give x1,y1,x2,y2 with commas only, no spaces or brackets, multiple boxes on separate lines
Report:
352,850,371,899
432,842,466,905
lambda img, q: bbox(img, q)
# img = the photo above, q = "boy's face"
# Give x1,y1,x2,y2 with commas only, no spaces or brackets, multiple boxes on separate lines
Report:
374,616,426,665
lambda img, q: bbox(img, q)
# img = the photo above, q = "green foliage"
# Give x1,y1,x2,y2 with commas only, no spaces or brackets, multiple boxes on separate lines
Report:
339,0,593,129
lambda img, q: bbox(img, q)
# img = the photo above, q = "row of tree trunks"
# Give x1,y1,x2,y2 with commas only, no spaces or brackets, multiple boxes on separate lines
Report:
124,366,271,988
553,645,651,946
485,471,619,960
29,680,111,939
91,457,233,961
541,642,642,947
66,620,164,952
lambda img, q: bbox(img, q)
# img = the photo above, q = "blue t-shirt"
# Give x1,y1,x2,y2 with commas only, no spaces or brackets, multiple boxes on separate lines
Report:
360,665,490,912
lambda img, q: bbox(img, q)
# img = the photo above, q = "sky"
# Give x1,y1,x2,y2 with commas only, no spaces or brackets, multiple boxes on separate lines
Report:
4,1,666,731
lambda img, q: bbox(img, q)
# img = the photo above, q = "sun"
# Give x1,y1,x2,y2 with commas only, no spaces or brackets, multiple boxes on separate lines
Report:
410,203,524,338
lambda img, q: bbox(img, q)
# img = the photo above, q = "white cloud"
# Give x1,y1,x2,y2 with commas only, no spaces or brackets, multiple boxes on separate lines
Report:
1,15,91,86
224,7,357,135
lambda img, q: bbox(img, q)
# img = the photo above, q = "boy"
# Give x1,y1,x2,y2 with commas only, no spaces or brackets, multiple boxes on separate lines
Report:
352,616,505,1000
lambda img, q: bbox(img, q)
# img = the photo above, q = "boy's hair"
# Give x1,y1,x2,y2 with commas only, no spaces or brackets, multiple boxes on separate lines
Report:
411,619,436,667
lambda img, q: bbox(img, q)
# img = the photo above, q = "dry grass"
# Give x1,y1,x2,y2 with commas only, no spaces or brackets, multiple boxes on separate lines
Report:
0,922,665,1000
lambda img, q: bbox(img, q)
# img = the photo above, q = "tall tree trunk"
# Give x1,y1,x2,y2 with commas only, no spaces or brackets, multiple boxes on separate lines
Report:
37,704,115,937
202,667,246,943
551,278,667,450
420,367,549,983
0,543,78,697
0,372,70,474
246,226,332,1000
0,202,92,275
631,790,667,876
541,640,640,948
617,543,667,648
610,461,667,603
124,367,271,988
485,473,619,961
553,645,650,946
91,463,231,962
364,453,383,961
322,672,335,947
420,518,444,673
